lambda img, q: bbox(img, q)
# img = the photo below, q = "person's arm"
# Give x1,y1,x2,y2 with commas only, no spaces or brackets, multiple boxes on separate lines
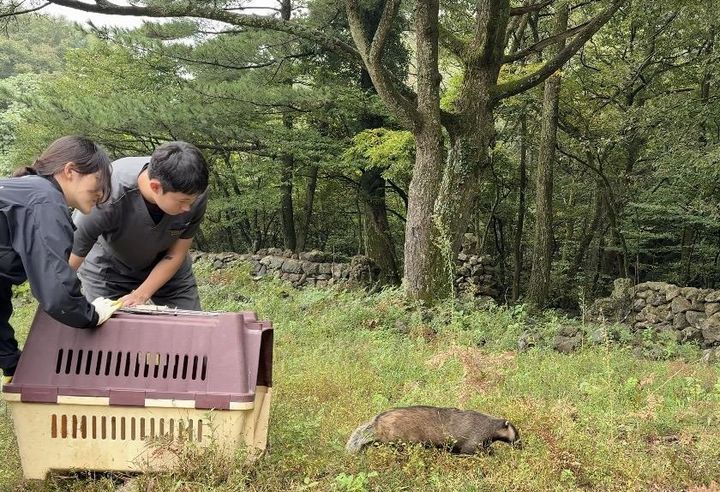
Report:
119,238,193,306
72,203,117,266
69,253,84,271
12,204,99,328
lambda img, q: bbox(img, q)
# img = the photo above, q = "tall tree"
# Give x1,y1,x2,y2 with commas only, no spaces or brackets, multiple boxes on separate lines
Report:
37,0,627,302
527,4,568,308
279,0,297,252
511,112,528,302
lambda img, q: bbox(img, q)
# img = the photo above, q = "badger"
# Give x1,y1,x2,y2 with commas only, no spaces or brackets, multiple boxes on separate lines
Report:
345,406,521,455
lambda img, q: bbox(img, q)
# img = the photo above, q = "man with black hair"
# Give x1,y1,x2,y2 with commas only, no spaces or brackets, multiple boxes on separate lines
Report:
70,141,209,310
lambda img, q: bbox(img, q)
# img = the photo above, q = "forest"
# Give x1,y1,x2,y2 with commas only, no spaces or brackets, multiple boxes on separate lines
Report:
0,0,716,310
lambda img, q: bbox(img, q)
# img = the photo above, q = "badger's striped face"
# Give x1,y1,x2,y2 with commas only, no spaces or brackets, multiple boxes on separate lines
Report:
495,421,522,448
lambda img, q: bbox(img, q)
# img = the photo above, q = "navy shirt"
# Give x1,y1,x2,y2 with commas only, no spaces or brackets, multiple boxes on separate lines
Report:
0,175,98,328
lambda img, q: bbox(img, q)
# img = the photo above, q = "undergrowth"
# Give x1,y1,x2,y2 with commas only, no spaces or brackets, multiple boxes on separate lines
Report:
0,262,719,491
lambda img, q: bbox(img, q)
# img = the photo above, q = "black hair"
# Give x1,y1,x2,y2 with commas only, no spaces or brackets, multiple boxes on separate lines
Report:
148,141,209,195
13,135,112,203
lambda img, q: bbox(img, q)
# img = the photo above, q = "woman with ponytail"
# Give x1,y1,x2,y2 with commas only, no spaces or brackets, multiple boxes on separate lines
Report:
0,136,122,382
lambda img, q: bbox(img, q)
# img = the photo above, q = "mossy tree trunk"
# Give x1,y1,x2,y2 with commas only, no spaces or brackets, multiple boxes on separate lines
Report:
527,5,568,308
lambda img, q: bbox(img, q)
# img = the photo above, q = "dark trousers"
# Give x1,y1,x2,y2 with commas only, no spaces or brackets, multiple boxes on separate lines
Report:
0,279,20,375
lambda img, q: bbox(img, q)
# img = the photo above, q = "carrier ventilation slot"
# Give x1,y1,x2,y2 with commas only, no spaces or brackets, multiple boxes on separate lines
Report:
50,414,203,442
55,349,208,381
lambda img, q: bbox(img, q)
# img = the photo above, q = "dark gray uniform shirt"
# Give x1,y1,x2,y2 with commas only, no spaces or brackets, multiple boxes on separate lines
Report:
72,157,207,309
0,175,98,327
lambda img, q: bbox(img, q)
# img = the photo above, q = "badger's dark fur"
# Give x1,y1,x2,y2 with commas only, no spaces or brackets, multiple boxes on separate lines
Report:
346,406,521,455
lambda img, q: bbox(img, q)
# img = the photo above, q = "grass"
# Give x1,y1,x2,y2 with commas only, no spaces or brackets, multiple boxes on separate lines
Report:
1,262,720,491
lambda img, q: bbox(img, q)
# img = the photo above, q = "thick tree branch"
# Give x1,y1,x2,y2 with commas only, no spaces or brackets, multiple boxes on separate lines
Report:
369,0,400,63
169,55,279,71
471,0,510,67
49,0,360,60
344,0,370,54
194,142,263,153
345,0,419,127
493,0,626,101
415,0,442,119
505,11,530,56
481,0,511,65
386,179,409,209
439,23,468,58
503,20,589,63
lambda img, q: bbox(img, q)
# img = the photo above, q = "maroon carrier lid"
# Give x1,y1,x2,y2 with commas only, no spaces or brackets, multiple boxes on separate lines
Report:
4,309,273,410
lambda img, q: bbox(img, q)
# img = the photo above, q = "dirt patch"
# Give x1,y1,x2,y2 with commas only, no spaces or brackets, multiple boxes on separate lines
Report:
208,269,236,285
426,347,516,404
687,483,720,492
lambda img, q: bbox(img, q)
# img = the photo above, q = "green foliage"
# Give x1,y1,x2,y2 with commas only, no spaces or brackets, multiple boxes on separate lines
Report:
2,0,720,302
0,73,43,173
333,471,378,491
2,16,381,254
342,128,414,183
439,71,463,111
0,14,90,78
0,14,91,173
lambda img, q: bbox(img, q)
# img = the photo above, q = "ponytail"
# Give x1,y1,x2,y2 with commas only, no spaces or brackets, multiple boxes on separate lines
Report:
12,165,38,177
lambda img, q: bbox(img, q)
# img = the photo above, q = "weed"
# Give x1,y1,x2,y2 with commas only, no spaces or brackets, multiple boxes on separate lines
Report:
332,471,378,492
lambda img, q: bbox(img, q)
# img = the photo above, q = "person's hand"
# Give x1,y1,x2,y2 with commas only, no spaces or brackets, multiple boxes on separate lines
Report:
92,297,123,325
119,290,150,307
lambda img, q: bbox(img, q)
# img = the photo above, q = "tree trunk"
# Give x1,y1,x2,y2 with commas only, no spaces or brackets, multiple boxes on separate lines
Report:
346,2,403,282
209,165,243,251
402,0,447,302
568,183,604,280
279,138,297,251
560,187,576,266
588,229,607,296
405,77,497,301
359,167,401,283
278,0,297,252
296,164,318,252
479,185,501,253
681,226,697,285
512,113,528,302
493,215,506,287
358,169,400,281
404,125,446,300
527,6,568,308
193,228,208,251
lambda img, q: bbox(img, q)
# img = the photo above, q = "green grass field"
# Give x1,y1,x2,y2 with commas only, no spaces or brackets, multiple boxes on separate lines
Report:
1,263,720,491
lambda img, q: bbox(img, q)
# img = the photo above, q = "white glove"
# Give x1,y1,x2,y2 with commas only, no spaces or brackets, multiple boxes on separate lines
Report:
92,297,122,325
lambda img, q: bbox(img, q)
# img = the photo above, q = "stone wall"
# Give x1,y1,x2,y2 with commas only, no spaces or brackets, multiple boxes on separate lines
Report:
455,254,499,300
192,249,500,297
192,249,380,288
632,282,720,347
589,279,720,348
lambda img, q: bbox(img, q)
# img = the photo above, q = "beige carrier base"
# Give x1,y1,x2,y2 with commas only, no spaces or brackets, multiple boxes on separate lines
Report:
4,387,271,480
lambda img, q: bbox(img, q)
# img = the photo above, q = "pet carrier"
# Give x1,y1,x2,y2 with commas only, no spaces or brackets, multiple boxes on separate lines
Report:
2,307,273,479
